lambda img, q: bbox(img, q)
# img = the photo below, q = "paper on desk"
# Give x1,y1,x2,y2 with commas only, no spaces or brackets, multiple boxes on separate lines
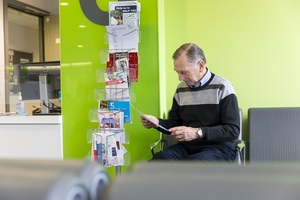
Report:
130,104,169,132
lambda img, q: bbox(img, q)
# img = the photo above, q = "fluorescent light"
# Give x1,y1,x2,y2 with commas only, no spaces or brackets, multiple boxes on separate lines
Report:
60,2,69,6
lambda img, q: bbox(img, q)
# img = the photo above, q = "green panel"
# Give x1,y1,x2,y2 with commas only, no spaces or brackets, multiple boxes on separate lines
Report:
60,0,159,177
163,0,300,139
163,1,188,111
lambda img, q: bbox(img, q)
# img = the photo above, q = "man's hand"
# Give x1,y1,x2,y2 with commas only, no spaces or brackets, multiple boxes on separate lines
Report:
169,126,199,141
140,114,159,129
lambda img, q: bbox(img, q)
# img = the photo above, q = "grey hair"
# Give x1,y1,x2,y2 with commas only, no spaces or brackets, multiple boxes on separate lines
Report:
172,43,206,65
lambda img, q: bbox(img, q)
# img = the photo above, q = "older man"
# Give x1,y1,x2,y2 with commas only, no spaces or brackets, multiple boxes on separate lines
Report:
141,43,240,161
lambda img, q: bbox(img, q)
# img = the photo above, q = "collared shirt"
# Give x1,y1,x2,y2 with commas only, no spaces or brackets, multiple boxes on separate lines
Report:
191,68,211,88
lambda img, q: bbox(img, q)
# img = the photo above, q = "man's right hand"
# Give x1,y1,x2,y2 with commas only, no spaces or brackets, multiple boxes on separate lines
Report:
140,114,159,129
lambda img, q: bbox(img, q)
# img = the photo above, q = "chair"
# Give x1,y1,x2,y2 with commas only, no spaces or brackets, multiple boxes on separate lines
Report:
248,107,300,162
235,108,245,165
151,109,245,165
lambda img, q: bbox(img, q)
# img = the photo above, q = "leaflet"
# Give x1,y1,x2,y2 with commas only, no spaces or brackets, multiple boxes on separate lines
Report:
130,103,169,132
109,1,141,27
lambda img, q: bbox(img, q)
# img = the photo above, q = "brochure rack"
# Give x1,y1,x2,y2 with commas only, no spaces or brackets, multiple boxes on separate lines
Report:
87,1,140,175
88,72,132,174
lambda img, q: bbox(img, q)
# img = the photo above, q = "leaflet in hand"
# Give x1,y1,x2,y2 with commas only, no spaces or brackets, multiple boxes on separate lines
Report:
130,104,169,132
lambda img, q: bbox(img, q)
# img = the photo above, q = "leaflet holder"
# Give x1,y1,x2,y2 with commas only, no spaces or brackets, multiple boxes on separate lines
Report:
100,49,139,83
87,128,130,168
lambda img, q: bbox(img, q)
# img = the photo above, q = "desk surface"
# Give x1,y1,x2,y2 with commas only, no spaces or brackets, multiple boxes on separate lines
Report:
0,115,62,124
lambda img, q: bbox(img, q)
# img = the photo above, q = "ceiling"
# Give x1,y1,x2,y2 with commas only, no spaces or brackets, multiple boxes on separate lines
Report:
8,0,59,30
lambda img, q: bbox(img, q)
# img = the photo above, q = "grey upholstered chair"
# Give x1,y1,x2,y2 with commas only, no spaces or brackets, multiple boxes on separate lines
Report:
248,107,300,162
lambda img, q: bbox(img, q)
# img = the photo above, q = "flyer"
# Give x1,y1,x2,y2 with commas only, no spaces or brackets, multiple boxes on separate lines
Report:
109,1,141,27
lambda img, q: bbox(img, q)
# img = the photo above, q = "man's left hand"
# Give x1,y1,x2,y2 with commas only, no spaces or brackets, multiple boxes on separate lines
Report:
169,126,199,141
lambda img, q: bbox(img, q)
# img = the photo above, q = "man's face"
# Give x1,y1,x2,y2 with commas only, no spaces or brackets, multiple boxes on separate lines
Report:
173,54,203,87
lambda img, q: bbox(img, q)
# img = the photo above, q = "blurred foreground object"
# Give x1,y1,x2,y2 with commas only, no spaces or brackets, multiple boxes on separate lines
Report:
0,159,109,200
102,161,300,200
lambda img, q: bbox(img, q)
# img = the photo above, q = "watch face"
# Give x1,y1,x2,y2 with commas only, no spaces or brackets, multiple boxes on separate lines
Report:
198,129,202,138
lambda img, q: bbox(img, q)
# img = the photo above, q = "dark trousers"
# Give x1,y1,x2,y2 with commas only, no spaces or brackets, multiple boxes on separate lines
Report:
151,143,236,162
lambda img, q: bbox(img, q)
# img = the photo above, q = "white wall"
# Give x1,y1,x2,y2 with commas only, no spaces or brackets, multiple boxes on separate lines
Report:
8,22,39,61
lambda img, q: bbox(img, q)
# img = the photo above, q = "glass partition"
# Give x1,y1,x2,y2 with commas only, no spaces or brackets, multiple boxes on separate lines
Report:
5,61,60,115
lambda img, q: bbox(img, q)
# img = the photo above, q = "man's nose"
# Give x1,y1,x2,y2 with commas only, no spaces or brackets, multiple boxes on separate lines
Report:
178,74,184,81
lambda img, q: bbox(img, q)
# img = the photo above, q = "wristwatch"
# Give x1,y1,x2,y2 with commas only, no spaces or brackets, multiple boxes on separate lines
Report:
197,128,203,139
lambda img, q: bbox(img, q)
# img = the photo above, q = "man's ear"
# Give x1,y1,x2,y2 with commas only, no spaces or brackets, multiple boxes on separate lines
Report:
198,60,205,72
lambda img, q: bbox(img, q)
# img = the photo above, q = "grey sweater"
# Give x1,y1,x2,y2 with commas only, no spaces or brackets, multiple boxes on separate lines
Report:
158,72,240,150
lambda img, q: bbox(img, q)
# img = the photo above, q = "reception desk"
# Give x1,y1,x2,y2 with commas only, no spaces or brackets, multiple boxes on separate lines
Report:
0,115,63,160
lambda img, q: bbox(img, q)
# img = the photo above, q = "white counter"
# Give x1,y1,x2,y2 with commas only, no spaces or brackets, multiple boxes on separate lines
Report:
0,115,63,160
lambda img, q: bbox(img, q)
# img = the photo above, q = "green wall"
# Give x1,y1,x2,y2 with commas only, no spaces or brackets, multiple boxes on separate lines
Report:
60,0,300,175
161,0,300,141
60,0,160,177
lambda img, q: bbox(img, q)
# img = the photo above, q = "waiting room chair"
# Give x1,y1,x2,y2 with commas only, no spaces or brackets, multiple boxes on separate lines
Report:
248,107,300,162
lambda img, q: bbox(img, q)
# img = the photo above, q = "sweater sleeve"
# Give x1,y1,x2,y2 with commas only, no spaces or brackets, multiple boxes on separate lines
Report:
156,97,182,134
201,94,240,142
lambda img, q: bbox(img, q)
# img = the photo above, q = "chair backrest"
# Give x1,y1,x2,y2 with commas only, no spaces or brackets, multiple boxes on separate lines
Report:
248,107,300,162
235,108,243,164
